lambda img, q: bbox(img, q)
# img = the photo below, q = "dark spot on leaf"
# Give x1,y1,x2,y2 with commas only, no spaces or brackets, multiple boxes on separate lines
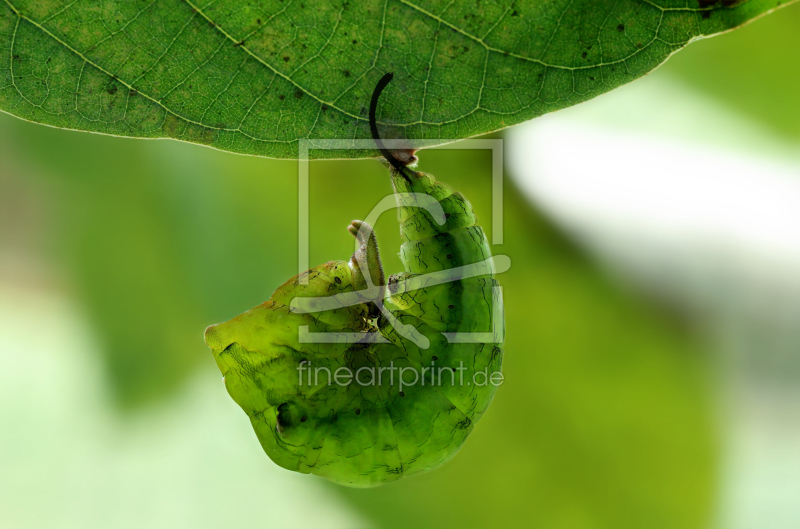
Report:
279,94,285,100
699,0,741,6
106,84,118,95
589,76,595,81
334,276,341,284
352,39,357,44
342,69,351,77
129,90,138,96
399,391,405,397
276,402,292,430
234,40,245,47
294,90,303,99
582,51,587,58
432,356,438,361
355,408,361,415
300,415,307,422
617,24,625,32
283,56,290,62
257,18,262,24
702,10,711,18
511,10,518,16
448,304,455,309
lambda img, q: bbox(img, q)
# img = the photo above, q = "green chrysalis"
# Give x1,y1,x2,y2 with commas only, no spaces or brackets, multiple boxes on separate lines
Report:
204,165,504,487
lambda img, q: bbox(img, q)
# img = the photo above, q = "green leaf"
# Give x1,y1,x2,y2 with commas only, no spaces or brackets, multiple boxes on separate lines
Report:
0,0,794,159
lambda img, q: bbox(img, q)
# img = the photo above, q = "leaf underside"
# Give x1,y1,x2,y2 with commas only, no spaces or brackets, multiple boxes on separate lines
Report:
0,0,794,159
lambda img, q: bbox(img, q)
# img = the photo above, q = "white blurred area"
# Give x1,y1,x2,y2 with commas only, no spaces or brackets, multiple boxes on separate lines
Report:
508,77,800,529
0,285,369,529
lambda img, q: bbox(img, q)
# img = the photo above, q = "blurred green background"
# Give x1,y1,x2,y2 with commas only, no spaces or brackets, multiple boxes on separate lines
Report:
0,4,797,528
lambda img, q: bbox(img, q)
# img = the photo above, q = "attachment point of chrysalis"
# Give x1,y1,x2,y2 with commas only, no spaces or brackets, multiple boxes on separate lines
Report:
390,148,419,167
